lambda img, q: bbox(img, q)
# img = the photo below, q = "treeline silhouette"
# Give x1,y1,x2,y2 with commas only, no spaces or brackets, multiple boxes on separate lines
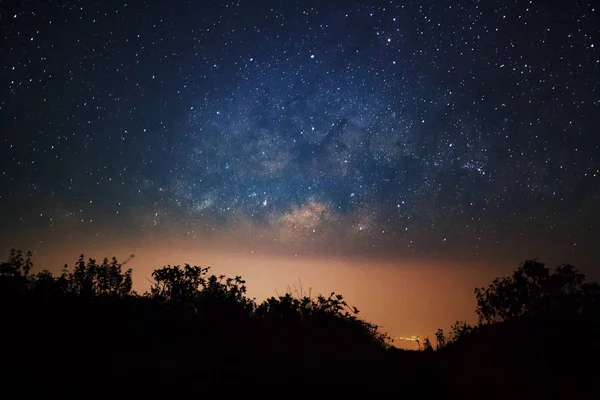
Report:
1,250,599,397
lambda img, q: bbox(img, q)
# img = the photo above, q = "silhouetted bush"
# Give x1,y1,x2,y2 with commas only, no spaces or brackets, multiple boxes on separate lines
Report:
435,328,446,350
149,264,255,321
474,259,600,324
60,254,134,298
0,249,397,390
2,250,599,396
0,249,32,296
255,291,390,353
448,320,477,344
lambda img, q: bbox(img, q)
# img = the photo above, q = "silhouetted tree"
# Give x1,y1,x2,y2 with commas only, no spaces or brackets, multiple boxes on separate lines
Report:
435,328,446,350
27,269,69,299
150,264,209,304
66,255,133,297
0,249,33,277
10,248,600,394
474,259,597,324
0,249,33,298
150,264,255,320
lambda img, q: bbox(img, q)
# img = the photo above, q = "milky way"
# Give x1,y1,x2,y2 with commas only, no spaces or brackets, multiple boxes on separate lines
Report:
1,0,599,263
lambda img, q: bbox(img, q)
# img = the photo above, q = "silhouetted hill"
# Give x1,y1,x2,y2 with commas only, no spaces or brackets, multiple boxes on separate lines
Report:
1,250,599,397
1,293,438,394
436,315,600,398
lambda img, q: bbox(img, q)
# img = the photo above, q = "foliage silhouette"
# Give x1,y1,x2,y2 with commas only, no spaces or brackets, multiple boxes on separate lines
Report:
474,259,599,324
422,337,434,352
434,259,600,399
1,249,402,389
255,291,390,354
149,264,255,327
448,320,477,344
1,250,599,397
435,328,446,351
0,249,33,277
67,254,134,298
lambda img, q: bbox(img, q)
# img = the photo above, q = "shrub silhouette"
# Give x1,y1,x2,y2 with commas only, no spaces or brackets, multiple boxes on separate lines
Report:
435,328,446,350
0,249,33,296
150,264,255,326
434,259,600,399
67,255,134,298
447,320,477,344
255,291,390,353
0,249,33,277
150,264,210,304
1,249,396,388
474,259,599,324
2,249,599,396
422,337,434,352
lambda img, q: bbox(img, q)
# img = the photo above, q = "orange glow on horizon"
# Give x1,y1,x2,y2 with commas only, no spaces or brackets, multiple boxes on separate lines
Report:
20,237,517,350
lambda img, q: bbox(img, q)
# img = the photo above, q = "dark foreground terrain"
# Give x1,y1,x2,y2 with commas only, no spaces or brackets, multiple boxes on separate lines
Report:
1,250,599,397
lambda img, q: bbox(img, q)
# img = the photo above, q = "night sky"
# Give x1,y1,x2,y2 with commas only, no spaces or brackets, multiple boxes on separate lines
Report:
1,1,599,344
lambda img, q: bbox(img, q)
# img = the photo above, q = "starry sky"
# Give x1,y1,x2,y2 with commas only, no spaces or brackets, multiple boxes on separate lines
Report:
1,0,599,344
